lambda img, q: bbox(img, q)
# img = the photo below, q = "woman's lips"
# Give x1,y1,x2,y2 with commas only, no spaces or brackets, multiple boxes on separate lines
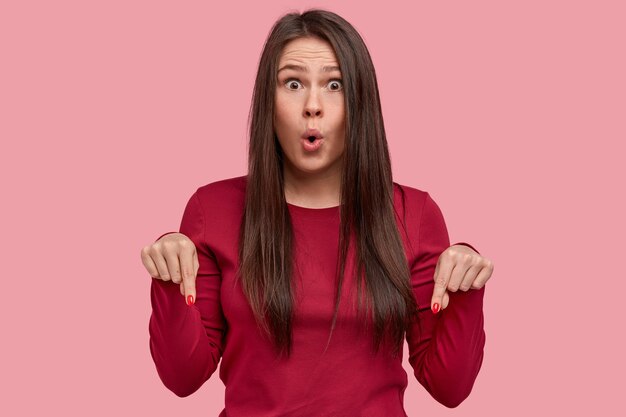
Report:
302,128,323,139
301,137,323,151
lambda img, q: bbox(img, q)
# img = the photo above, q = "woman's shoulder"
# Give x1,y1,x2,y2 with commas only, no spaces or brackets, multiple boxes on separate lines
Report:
392,182,448,252
393,180,450,235
196,174,247,193
392,180,448,226
393,181,426,196
194,174,247,212
392,181,430,213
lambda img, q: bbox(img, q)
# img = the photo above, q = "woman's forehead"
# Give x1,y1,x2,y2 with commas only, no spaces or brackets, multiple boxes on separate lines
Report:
279,37,338,64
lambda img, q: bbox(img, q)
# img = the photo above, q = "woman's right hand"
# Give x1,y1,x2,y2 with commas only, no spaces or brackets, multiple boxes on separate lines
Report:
140,232,199,305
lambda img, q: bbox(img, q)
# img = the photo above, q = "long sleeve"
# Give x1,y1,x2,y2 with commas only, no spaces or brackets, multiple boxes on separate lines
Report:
450,241,480,255
405,192,486,408
148,190,226,397
155,231,178,242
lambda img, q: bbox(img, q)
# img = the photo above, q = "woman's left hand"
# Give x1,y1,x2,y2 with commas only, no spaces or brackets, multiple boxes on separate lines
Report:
431,244,493,314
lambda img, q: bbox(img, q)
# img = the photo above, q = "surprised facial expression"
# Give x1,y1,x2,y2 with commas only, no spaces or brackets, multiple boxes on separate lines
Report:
274,36,346,179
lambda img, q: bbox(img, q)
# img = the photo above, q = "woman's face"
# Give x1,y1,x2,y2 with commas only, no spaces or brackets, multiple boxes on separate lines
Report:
274,36,346,179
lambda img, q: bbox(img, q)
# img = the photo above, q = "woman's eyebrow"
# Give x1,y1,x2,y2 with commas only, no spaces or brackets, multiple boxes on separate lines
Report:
277,64,341,74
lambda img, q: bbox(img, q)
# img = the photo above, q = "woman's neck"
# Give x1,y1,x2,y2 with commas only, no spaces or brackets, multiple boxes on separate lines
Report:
283,167,341,209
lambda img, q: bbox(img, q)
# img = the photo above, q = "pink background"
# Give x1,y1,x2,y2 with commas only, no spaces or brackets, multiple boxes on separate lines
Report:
2,0,624,415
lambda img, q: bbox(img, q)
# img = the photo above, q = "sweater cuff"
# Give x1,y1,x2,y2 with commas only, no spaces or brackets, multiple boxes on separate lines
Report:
451,241,480,255
155,231,178,242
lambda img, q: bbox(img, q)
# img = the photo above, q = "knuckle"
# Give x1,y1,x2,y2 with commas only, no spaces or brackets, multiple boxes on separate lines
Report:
450,247,462,255
161,240,176,250
450,251,464,262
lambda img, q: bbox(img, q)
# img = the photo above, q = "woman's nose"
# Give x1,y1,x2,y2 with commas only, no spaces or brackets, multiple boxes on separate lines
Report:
303,91,322,117
304,107,322,117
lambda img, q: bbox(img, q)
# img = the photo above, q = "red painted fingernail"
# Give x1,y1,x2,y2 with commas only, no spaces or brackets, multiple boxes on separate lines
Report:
432,303,440,314
187,295,194,306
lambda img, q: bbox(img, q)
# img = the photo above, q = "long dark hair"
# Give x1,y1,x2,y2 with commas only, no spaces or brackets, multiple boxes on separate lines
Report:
236,8,418,360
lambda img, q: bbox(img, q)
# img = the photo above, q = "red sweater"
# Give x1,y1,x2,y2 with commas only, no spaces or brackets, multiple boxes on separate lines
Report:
148,175,486,416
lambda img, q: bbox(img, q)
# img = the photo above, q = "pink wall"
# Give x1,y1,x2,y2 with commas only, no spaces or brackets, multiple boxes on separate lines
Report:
1,0,623,415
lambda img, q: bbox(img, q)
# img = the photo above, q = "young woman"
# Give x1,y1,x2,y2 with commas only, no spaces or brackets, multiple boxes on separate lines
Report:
141,9,493,416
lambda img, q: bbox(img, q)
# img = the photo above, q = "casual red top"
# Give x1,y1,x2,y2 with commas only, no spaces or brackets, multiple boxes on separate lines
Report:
148,175,486,416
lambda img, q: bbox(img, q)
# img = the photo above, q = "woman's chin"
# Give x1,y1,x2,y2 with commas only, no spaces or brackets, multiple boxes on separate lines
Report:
289,161,331,176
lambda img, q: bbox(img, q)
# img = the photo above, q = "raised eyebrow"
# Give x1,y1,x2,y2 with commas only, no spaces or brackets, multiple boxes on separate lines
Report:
277,64,342,74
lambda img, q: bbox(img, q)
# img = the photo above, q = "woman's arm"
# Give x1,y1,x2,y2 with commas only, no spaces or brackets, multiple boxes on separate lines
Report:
148,191,226,397
154,231,178,241
450,241,480,254
405,192,486,408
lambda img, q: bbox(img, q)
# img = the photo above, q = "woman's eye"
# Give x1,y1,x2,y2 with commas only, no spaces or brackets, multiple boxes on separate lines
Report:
283,79,344,91
285,79,302,90
328,79,343,91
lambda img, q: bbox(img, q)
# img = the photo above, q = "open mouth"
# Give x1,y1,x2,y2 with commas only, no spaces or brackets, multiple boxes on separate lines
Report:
302,136,323,151
302,128,323,142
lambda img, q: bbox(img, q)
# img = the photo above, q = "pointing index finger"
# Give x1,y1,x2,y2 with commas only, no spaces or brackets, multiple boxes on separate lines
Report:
179,242,197,306
431,255,452,313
